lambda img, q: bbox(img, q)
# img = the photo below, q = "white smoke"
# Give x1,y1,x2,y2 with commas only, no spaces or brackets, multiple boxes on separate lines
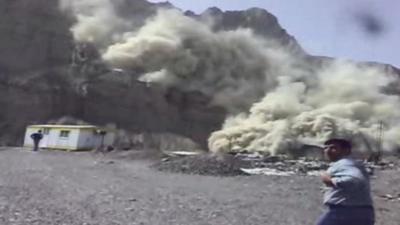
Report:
61,1,400,155
60,0,130,47
102,9,287,112
209,61,400,155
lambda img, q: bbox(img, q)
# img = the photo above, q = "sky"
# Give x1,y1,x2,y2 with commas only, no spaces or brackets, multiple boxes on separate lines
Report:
149,0,400,67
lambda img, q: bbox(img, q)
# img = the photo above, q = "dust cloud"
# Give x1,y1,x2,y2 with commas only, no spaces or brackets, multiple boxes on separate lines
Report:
61,0,400,155
209,61,400,155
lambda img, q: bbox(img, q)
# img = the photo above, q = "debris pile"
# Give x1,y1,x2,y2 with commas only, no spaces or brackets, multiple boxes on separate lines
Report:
154,151,399,177
153,153,250,176
378,193,400,202
154,152,329,176
235,154,329,176
365,160,398,171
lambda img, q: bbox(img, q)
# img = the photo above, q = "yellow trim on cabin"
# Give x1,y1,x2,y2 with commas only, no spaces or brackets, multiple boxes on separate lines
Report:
28,127,96,131
29,128,94,132
28,125,115,132
24,145,94,151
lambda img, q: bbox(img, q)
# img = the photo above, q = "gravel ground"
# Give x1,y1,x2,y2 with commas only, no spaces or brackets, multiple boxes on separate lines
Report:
0,148,399,225
153,154,249,176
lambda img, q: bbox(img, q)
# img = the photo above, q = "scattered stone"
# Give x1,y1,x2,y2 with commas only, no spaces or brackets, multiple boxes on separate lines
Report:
263,156,282,163
242,157,329,176
154,152,397,177
379,193,400,201
153,153,249,176
163,151,202,157
240,168,295,176
379,194,395,201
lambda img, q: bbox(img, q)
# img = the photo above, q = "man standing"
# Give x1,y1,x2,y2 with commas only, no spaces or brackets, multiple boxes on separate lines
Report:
30,130,43,152
317,138,375,225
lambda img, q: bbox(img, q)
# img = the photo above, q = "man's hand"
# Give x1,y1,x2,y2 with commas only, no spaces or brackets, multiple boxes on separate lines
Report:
321,172,334,187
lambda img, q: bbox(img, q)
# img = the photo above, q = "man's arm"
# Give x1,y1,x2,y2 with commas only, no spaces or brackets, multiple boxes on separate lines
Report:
321,172,334,187
331,174,362,189
322,166,364,189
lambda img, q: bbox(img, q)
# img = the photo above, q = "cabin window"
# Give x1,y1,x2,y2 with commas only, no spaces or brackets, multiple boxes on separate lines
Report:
59,130,70,138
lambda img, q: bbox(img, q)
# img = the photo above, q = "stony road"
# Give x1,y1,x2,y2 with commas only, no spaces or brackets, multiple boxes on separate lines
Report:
0,148,398,225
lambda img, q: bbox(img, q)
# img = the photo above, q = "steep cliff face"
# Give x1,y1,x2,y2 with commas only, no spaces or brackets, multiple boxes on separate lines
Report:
0,0,71,145
0,0,72,74
0,0,226,147
197,7,304,54
0,0,399,150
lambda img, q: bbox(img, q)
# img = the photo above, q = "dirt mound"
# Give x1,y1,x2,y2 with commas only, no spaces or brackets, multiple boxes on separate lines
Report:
152,152,400,177
153,153,250,176
105,149,164,161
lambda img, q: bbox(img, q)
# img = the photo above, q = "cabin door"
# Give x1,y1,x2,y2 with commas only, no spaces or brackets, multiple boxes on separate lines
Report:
39,128,50,148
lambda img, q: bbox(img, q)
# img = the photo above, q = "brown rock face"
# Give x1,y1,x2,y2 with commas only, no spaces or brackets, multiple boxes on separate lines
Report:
0,0,72,74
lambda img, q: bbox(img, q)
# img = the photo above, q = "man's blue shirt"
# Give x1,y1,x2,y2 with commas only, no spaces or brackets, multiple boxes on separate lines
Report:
323,157,373,206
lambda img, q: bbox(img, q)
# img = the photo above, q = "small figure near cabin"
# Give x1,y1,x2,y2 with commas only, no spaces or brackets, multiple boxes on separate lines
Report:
317,138,374,225
30,130,43,152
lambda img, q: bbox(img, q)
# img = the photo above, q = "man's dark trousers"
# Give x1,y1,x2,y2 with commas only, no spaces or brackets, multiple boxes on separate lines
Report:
33,140,40,151
317,206,374,225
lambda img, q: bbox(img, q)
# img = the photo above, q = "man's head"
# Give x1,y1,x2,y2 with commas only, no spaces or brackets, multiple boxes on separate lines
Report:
38,130,42,133
323,138,352,162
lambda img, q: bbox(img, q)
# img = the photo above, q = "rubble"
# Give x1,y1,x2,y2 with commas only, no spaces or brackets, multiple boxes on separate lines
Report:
154,151,398,177
163,151,202,157
234,153,329,176
365,160,398,170
240,168,295,176
153,153,250,176
378,193,400,201
154,152,328,176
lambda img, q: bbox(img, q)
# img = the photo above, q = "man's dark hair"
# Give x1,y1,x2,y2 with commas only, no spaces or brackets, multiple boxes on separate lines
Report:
324,138,352,153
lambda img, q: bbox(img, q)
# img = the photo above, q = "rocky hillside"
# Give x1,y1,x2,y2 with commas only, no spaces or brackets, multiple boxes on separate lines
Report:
0,0,398,149
193,7,304,55
0,0,225,147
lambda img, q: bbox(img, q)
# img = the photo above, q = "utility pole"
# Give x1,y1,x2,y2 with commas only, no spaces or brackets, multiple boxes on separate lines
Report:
375,120,384,164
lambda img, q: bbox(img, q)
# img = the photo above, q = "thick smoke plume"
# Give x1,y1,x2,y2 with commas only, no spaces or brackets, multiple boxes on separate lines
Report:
61,0,400,155
60,0,131,48
209,61,400,155
102,10,298,111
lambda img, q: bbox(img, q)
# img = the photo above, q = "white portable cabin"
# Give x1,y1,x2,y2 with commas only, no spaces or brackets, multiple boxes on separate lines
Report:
24,125,115,151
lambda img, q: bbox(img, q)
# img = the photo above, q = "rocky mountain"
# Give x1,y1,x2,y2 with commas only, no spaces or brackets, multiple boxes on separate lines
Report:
194,7,304,55
0,0,224,148
0,0,71,74
0,0,398,149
